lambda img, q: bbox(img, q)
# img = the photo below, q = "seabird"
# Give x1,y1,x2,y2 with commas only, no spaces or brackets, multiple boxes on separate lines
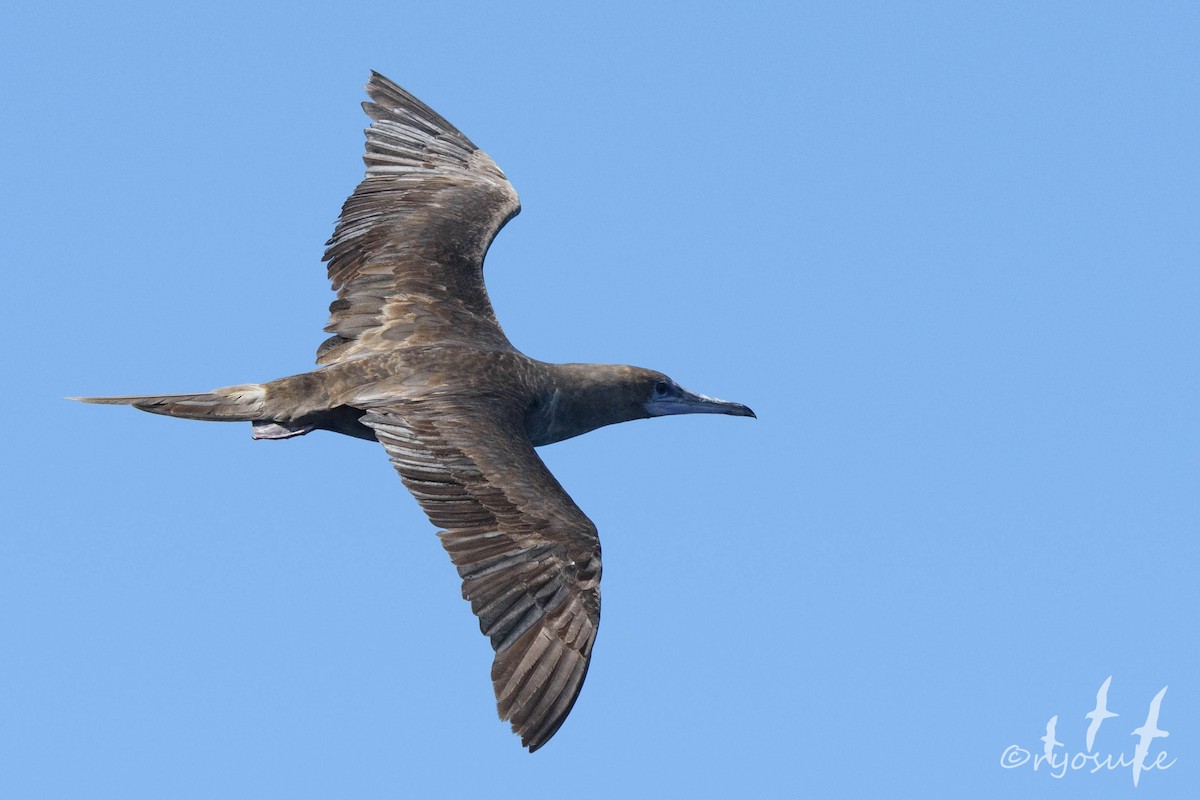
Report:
74,72,755,751
1084,675,1119,752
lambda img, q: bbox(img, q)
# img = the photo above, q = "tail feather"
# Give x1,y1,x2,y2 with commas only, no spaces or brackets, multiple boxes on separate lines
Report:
70,384,267,422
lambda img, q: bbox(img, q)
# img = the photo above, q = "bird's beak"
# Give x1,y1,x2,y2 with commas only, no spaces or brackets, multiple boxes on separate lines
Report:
646,386,756,419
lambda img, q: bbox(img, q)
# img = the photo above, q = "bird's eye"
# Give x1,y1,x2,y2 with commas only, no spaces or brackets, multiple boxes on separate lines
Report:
654,380,671,396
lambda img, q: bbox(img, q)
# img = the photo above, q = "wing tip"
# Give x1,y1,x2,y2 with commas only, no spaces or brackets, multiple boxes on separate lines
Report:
361,70,462,137
492,624,593,753
521,712,571,753
366,68,390,86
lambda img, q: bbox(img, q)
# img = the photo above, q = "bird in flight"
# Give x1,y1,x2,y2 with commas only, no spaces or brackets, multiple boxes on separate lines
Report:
1085,675,1119,752
75,72,754,751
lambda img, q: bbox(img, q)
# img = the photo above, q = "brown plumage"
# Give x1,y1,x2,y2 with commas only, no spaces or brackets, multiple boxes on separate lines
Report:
73,72,754,752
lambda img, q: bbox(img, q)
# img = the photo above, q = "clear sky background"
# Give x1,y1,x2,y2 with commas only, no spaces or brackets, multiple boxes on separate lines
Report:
2,2,1197,798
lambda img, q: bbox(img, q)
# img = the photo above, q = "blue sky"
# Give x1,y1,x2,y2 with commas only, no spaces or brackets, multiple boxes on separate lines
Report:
3,2,1197,797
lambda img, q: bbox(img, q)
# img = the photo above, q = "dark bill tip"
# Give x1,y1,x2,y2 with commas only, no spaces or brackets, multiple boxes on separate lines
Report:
730,403,757,419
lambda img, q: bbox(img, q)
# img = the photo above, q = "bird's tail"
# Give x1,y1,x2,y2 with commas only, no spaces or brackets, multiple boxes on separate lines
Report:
70,384,267,422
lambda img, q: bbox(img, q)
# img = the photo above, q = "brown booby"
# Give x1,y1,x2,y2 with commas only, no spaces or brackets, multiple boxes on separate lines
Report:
74,72,754,751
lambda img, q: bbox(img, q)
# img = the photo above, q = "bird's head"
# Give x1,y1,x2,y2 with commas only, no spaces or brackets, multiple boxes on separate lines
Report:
637,370,756,420
535,364,755,446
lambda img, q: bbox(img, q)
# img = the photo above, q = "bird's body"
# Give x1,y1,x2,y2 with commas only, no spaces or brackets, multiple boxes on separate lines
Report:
75,73,753,751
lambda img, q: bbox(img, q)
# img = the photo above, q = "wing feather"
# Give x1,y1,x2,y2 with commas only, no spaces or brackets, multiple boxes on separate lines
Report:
318,73,521,365
363,402,600,752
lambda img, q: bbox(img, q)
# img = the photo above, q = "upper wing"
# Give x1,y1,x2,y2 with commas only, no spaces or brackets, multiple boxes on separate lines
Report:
317,73,521,365
362,401,601,752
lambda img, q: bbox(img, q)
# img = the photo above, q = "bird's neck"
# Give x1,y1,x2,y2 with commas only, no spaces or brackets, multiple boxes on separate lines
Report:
525,363,647,447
